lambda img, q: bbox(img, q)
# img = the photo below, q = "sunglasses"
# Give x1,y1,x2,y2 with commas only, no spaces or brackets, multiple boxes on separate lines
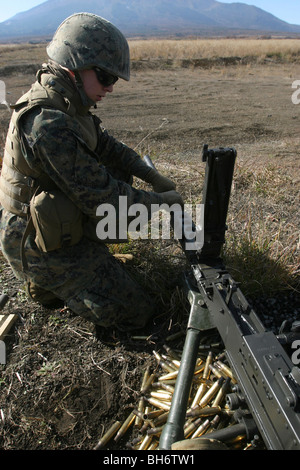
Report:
94,67,118,87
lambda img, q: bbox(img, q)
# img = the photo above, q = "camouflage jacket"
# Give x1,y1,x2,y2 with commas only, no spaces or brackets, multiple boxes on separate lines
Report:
0,64,161,297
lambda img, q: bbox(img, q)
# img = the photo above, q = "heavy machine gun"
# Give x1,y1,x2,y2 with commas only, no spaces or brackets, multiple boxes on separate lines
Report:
144,146,300,450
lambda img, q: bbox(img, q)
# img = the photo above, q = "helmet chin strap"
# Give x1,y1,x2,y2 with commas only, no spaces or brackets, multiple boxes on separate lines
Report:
73,70,95,108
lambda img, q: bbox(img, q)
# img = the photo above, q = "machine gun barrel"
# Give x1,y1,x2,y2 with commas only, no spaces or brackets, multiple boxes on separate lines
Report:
144,147,300,450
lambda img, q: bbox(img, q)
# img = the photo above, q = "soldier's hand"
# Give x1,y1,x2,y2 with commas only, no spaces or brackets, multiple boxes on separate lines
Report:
146,169,176,193
159,190,184,207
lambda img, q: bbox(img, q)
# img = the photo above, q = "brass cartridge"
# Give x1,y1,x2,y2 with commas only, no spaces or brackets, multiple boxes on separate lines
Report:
138,434,152,450
212,377,231,407
215,360,237,383
135,397,145,428
114,412,136,442
190,382,208,409
144,409,165,420
184,417,203,438
147,425,164,436
186,406,221,418
140,366,151,391
191,418,211,439
152,381,175,394
163,344,181,361
199,377,225,407
150,390,173,401
153,410,169,426
203,351,213,380
209,363,224,379
146,397,171,411
158,370,179,381
141,373,156,394
94,421,121,450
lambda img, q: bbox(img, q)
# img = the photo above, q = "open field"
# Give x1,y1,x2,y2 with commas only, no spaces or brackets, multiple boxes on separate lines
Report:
0,37,300,69
129,37,300,61
0,40,299,450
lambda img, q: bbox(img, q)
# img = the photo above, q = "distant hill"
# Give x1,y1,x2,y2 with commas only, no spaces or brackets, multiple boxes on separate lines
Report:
0,0,300,40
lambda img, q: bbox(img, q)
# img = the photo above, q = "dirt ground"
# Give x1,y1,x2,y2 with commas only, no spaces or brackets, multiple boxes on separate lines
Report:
0,56,299,451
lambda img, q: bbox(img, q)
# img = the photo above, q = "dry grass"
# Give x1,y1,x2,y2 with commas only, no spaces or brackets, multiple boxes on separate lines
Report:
129,38,300,61
0,38,300,68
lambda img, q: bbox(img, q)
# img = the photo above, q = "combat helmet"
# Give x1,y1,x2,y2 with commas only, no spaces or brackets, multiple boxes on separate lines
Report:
46,12,130,81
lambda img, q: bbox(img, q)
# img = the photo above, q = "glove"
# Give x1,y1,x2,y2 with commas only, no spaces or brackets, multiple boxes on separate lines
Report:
159,190,184,207
144,168,176,193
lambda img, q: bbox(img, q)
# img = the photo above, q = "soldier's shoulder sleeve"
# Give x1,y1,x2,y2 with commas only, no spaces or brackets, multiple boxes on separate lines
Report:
21,106,81,147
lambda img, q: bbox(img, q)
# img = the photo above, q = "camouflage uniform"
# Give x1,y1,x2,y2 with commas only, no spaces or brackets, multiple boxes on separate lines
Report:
0,14,180,331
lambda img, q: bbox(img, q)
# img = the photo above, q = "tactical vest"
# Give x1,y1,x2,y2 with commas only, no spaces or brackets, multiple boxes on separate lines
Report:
0,69,98,218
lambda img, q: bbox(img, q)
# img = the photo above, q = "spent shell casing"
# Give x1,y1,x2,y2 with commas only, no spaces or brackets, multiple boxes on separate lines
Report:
141,373,156,394
140,366,151,392
184,417,202,438
146,397,171,411
203,351,213,380
147,425,164,436
191,418,210,439
144,409,164,420
165,331,184,342
209,364,224,379
153,411,169,426
138,434,152,450
133,408,145,421
114,412,136,442
158,370,179,381
215,360,237,383
148,440,159,450
212,377,231,407
186,405,221,418
94,421,121,450
194,364,205,376
190,382,208,409
199,377,225,407
153,350,177,373
150,391,172,401
152,382,175,394
135,397,145,428
163,344,181,361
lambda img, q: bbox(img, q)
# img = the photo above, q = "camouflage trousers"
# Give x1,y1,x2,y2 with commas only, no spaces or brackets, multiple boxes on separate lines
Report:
26,247,156,331
64,252,156,331
1,167,156,331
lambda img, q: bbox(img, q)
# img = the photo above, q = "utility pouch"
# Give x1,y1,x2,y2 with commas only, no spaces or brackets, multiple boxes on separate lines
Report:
30,189,83,252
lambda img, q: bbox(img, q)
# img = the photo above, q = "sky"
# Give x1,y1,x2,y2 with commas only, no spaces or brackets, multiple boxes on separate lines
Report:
0,0,299,25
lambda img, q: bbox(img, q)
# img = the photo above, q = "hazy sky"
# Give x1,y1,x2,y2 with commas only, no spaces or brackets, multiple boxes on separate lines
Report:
0,0,299,25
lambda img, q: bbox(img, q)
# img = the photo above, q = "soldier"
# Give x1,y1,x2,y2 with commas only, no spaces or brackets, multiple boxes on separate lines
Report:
0,13,183,331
